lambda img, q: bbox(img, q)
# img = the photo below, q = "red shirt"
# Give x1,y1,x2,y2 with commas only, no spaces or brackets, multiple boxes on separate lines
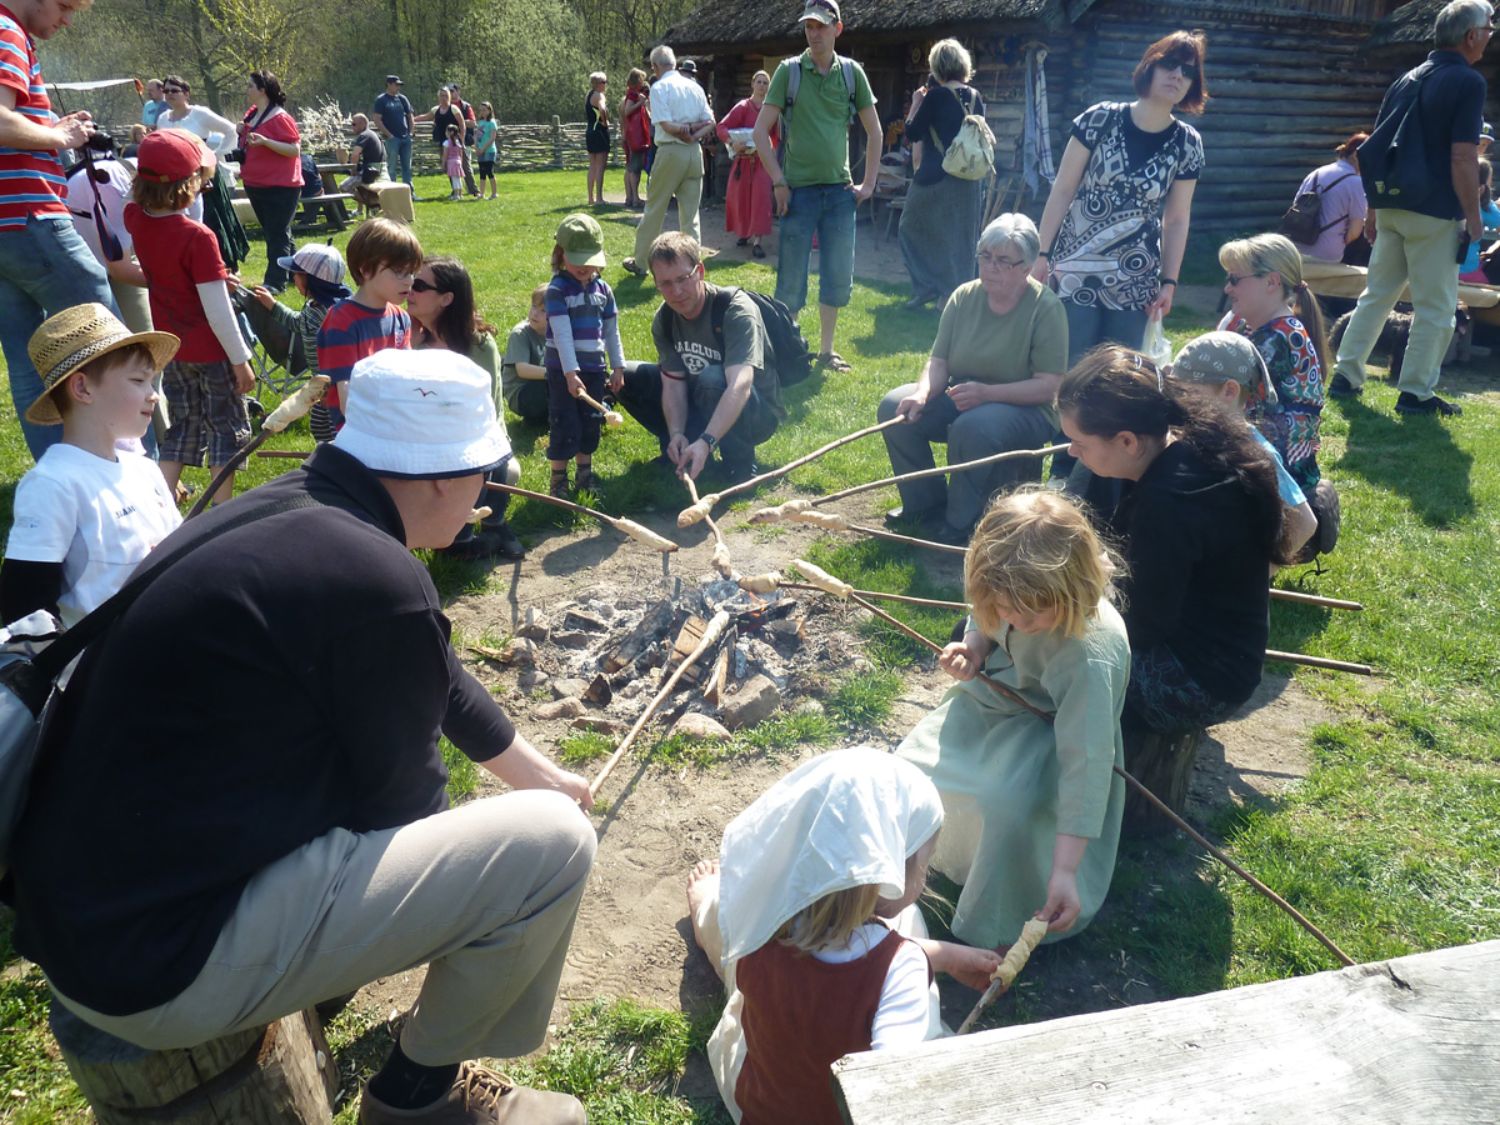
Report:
0,3,67,230
123,204,232,362
239,107,303,189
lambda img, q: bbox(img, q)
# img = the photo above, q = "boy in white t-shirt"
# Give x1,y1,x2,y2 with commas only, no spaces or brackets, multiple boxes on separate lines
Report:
1,304,183,628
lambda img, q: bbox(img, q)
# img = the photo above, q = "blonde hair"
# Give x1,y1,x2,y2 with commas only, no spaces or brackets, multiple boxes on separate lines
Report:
752,69,771,86
966,489,1115,640
1218,233,1330,374
929,38,973,83
775,884,883,953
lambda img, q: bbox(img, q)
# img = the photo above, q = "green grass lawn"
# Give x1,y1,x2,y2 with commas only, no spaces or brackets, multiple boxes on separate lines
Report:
1,169,1498,1122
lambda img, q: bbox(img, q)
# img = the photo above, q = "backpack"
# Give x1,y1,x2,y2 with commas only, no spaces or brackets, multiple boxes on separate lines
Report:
707,287,814,387
1277,171,1356,245
1358,62,1436,212
931,87,994,182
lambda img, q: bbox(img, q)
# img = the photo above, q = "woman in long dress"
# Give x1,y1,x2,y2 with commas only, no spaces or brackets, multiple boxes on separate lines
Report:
716,70,776,258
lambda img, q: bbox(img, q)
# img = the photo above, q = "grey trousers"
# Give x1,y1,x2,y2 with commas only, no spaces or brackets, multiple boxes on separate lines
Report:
52,792,597,1066
877,386,1053,529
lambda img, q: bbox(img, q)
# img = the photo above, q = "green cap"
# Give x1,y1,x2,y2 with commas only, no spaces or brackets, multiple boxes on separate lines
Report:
557,213,607,268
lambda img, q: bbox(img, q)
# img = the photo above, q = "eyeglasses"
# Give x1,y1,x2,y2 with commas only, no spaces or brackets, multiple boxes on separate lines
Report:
410,277,442,293
655,268,699,291
1224,272,1266,287
977,251,1026,270
1157,60,1199,80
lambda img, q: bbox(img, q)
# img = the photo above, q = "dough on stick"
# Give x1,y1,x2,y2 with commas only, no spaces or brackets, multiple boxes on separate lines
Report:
992,918,1049,988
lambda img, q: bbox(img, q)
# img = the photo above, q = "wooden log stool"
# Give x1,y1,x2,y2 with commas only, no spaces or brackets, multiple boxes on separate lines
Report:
51,999,338,1123
1122,725,1205,836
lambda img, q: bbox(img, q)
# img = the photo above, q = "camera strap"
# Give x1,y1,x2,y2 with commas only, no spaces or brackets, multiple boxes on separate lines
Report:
78,145,124,264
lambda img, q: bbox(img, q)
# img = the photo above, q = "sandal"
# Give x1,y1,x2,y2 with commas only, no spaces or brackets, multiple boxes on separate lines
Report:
816,351,853,373
574,465,599,494
549,468,569,499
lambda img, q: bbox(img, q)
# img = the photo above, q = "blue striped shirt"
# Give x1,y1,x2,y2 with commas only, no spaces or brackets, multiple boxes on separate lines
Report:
544,272,625,374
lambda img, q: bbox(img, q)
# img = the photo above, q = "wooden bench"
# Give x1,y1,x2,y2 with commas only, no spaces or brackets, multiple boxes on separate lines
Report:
833,939,1500,1124
1302,258,1500,309
52,1000,338,1123
231,193,355,234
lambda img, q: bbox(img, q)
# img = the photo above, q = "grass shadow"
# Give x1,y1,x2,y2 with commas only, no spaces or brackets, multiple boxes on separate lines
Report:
1336,395,1476,527
849,286,946,360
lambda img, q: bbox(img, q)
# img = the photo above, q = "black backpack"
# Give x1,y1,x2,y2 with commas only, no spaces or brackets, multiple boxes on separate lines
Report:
708,287,814,387
1359,62,1437,212
1277,171,1356,245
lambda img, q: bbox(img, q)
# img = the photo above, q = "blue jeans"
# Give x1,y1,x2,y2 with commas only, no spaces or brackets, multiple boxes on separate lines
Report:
775,183,856,314
387,134,413,186
1051,299,1150,479
0,215,119,459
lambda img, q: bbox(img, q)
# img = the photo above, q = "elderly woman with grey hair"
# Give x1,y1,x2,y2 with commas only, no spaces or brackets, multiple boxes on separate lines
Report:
877,214,1069,544
898,38,988,309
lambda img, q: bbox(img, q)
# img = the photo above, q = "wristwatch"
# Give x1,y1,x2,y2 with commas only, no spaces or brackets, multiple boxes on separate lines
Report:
701,432,718,450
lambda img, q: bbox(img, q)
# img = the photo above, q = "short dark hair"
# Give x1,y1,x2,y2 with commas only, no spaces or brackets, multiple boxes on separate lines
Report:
346,217,424,284
648,231,702,272
250,69,287,108
1133,30,1208,115
162,73,190,95
59,344,155,416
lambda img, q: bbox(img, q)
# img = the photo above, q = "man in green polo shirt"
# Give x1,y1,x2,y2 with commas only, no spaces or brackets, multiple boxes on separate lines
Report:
752,0,882,373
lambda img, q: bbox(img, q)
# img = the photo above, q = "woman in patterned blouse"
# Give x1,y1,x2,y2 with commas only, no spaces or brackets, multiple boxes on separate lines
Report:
1031,31,1208,366
1218,233,1330,491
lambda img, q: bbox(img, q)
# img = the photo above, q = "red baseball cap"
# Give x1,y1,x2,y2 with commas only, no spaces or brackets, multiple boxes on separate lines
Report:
136,128,216,183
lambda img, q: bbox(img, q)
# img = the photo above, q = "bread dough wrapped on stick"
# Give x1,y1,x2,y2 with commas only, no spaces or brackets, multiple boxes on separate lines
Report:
711,540,736,578
576,389,624,429
785,510,848,531
791,559,852,599
678,493,721,529
737,572,781,595
992,917,1049,988
468,506,493,525
609,516,679,553
262,374,331,433
748,499,813,524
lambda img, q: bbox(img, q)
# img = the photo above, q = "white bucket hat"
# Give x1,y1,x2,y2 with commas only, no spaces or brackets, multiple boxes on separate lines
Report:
333,348,510,479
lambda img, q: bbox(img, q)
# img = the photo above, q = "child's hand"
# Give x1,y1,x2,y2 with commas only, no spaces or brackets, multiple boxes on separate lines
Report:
251,285,276,310
938,640,982,681
565,370,583,398
1037,869,1082,934
230,361,255,396
608,366,624,394
931,940,1001,992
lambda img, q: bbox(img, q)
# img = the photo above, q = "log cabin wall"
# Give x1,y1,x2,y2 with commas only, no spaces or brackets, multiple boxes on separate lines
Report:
1073,2,1392,234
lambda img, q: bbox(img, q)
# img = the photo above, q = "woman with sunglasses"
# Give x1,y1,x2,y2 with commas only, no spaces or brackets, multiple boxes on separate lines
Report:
1033,32,1206,352
407,256,525,561
876,214,1068,545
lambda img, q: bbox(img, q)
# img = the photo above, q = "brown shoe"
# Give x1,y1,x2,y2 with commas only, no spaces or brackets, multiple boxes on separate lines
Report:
359,1061,585,1123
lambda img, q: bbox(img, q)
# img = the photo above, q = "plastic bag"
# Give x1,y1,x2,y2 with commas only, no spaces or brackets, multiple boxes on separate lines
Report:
1141,311,1173,370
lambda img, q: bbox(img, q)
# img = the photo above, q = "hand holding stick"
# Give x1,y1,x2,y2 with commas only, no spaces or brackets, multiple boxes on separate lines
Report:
956,918,1049,1035
187,376,330,520
485,482,678,553
575,389,624,428
676,416,905,526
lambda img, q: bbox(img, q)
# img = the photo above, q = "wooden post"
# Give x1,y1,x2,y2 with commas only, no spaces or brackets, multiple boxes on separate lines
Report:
551,115,564,169
1122,726,1204,836
53,1002,337,1124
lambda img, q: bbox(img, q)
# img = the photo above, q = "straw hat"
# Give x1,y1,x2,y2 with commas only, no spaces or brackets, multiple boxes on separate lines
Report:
25,304,179,425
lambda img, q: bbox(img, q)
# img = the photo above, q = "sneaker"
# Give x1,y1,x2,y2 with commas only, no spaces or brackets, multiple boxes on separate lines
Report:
359,1061,585,1124
1327,373,1360,398
1395,391,1462,416
621,258,648,278
722,458,758,485
883,506,942,534
933,522,972,547
483,522,527,561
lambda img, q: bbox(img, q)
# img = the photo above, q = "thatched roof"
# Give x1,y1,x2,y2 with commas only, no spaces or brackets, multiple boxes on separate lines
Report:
662,0,1066,54
1365,1,1439,51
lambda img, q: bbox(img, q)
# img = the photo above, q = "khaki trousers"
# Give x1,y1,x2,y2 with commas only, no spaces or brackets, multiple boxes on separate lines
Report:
634,141,703,263
1334,208,1462,399
53,792,597,1066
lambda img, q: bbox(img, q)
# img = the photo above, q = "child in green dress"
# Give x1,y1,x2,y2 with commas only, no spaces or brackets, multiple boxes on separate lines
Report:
897,488,1130,950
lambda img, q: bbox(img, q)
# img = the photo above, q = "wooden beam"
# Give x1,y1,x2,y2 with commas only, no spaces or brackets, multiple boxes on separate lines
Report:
834,940,1500,1124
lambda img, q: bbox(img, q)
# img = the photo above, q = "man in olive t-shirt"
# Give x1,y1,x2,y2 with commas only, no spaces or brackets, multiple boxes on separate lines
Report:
626,233,785,481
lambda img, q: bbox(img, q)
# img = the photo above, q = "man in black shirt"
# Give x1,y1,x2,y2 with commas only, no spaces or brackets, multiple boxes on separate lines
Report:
341,113,387,193
6,349,593,1125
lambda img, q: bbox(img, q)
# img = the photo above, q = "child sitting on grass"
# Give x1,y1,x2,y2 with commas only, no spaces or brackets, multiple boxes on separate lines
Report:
1,305,181,627
544,213,624,497
315,217,421,433
687,747,1000,1125
500,283,550,425
897,489,1130,954
124,129,255,506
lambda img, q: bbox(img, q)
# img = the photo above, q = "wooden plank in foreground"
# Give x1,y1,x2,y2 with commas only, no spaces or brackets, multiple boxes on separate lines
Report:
833,940,1500,1125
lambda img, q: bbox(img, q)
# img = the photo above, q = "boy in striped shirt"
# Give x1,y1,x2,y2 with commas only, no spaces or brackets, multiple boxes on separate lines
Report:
315,217,422,432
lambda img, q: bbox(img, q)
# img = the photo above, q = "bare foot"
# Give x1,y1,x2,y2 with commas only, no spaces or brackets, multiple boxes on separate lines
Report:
686,858,719,916
686,859,724,980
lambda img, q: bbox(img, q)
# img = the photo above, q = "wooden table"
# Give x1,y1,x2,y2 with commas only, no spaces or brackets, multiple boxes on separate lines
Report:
1302,258,1500,309
833,939,1500,1124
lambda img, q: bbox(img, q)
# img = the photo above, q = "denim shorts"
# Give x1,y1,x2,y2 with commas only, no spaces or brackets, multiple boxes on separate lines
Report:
774,183,856,314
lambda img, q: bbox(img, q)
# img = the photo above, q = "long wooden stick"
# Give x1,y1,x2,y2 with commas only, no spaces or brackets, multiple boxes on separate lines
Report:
588,609,732,799
187,376,330,519
1266,649,1374,675
1270,589,1363,612
814,573,1356,970
812,443,1070,508
846,520,966,555
485,483,678,552
685,476,734,577
775,581,965,610
255,448,312,459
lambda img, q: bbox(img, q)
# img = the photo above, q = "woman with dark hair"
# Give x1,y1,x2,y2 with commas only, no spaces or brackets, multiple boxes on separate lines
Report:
585,72,610,205
898,39,988,308
1032,32,1207,363
155,74,250,272
407,256,525,561
1286,132,1369,265
238,70,303,291
1057,345,1287,736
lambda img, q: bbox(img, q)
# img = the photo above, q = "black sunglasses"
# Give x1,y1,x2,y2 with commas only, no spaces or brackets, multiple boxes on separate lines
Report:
163,85,186,93
410,278,443,293
1157,59,1199,81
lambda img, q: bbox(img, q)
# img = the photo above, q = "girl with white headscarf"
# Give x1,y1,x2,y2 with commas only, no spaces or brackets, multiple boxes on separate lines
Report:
686,747,998,1125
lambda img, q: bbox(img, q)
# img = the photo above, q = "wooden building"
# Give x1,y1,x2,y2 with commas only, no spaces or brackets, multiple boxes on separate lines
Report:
660,0,1424,233
1365,0,1500,110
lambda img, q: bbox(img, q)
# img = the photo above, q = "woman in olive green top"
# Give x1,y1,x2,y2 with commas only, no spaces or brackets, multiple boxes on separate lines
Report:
407,255,524,561
877,214,1068,544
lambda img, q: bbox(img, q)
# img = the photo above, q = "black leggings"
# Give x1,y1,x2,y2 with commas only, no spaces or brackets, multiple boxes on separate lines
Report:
243,184,302,290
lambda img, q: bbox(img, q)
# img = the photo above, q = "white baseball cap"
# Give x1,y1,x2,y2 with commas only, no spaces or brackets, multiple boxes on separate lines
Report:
333,348,511,479
276,242,346,285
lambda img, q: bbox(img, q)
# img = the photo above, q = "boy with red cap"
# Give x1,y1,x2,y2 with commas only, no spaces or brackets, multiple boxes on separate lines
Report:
125,128,255,506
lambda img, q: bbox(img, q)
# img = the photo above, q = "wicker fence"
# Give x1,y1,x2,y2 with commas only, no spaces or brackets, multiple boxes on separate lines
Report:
407,116,621,176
